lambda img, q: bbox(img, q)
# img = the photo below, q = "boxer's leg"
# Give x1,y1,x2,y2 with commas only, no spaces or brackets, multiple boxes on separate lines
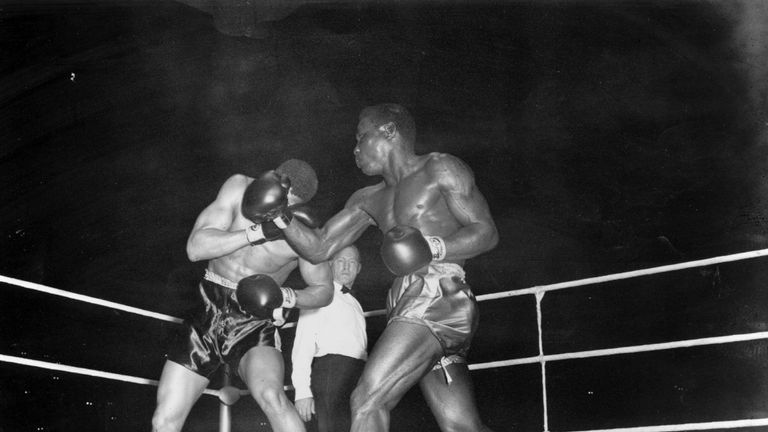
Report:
419,362,494,432
239,346,306,432
151,360,209,432
350,320,442,432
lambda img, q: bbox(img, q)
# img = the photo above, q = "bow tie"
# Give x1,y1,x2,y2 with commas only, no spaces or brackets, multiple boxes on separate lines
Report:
340,285,351,294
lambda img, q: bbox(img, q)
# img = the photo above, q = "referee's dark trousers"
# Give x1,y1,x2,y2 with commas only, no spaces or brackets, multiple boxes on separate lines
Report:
310,354,366,432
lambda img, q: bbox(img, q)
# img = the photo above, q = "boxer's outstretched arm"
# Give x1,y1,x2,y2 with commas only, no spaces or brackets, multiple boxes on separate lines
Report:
283,189,376,264
186,174,251,262
295,258,334,309
433,154,499,260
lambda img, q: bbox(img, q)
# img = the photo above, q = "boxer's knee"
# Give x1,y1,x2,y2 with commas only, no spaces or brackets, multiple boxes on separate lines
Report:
250,384,291,415
433,403,491,432
151,408,184,432
350,380,393,417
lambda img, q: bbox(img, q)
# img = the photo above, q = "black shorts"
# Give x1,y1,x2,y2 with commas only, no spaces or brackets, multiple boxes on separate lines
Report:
167,275,279,378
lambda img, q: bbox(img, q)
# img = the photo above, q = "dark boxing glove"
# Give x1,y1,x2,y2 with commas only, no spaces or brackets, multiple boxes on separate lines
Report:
236,274,297,326
241,171,291,224
244,203,321,246
285,203,321,229
380,225,446,276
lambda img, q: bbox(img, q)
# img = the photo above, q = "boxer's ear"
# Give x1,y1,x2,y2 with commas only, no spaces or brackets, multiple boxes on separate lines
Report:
379,122,396,140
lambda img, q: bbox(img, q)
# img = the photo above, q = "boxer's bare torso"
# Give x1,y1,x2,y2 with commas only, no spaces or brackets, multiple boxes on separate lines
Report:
190,174,303,286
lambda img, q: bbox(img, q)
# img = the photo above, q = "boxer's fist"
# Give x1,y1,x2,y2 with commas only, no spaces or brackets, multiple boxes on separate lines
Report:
236,274,297,324
380,225,445,276
244,204,319,246
241,171,291,223
244,223,284,246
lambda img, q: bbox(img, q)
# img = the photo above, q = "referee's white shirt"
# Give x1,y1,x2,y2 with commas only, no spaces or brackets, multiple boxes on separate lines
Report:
291,281,368,401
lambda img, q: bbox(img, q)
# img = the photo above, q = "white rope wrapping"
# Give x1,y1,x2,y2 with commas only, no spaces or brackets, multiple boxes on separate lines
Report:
536,291,550,432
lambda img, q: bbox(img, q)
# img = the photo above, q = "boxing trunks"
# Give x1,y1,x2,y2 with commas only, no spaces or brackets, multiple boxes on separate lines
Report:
386,263,479,361
168,269,280,378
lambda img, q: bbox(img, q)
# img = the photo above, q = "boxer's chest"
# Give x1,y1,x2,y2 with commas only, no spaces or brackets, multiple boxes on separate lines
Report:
369,173,449,229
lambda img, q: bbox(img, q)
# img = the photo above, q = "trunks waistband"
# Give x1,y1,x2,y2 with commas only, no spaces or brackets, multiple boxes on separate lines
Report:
407,262,466,282
204,269,238,290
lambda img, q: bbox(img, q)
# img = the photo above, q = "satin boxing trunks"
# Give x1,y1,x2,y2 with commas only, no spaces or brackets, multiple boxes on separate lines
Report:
387,263,479,382
168,269,281,378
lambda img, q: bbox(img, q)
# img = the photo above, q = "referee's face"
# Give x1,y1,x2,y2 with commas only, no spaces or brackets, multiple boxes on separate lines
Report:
332,246,362,288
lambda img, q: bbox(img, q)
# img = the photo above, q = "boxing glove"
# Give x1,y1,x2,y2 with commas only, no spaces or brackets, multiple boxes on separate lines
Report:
236,274,297,325
380,225,446,276
244,222,283,246
244,203,321,245
286,203,321,229
241,171,291,224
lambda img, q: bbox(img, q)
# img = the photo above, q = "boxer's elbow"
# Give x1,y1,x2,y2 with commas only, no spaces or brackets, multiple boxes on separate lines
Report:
290,238,334,264
304,285,333,308
186,237,206,262
318,287,333,307
304,249,334,265
484,224,499,253
187,247,203,262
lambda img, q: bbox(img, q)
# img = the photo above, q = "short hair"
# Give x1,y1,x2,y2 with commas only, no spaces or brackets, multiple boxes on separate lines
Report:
276,159,318,202
334,244,361,263
360,103,416,145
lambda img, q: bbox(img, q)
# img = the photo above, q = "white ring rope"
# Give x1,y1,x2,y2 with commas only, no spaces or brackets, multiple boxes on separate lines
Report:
560,417,768,432
468,330,768,370
2,247,768,431
0,275,184,324
477,247,768,301
0,353,218,396
362,247,768,317
0,274,298,328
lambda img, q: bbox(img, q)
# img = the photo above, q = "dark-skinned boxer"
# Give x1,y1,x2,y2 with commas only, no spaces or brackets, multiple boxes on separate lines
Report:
151,159,332,432
256,105,498,432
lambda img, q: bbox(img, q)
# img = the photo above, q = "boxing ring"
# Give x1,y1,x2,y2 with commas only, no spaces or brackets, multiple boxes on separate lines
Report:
3,248,768,431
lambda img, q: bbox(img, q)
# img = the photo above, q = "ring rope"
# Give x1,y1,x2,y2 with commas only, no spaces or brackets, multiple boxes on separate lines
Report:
0,274,298,329
0,353,215,396
468,330,768,370
560,417,768,432
477,247,768,301
0,275,184,324
0,353,293,396
361,247,768,318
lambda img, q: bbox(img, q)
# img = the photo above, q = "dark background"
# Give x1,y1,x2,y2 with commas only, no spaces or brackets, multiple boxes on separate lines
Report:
2,0,768,431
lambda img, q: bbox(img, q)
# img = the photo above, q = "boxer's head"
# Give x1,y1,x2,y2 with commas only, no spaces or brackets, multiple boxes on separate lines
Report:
276,159,318,204
359,103,416,147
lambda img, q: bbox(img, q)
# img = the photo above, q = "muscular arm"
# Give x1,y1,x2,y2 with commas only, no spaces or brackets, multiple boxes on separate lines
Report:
282,189,376,264
186,174,251,262
293,258,334,309
432,154,499,260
